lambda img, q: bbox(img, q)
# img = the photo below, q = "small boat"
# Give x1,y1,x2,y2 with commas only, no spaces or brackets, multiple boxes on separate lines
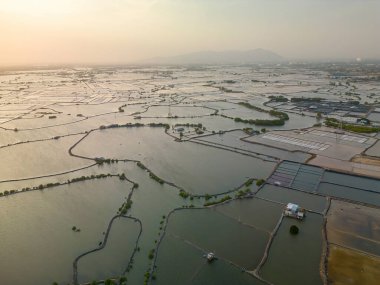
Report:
206,252,215,262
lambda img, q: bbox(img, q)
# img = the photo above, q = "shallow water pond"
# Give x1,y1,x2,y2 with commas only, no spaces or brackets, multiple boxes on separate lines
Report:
257,184,327,213
164,208,269,270
0,178,132,285
260,213,324,285
153,235,266,285
77,216,141,283
73,127,276,194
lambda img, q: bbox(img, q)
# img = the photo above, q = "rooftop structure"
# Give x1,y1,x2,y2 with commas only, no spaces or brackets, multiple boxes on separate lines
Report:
284,203,305,220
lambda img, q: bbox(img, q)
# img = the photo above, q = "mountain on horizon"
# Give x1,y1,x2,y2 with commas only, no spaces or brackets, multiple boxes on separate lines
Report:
142,49,283,65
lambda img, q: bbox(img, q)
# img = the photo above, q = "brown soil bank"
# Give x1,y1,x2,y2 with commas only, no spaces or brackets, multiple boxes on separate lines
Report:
352,155,380,166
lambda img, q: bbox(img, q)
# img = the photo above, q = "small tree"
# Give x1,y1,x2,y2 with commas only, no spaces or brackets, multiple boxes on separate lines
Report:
119,276,127,285
148,249,155,259
289,225,299,235
204,194,212,201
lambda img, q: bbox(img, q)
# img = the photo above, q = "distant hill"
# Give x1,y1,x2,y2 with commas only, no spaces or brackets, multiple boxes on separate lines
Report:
142,49,283,65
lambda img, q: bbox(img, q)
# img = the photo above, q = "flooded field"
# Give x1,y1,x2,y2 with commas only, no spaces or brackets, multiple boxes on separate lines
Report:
153,198,284,285
152,235,266,285
72,127,275,194
77,217,141,284
257,184,327,213
0,135,92,181
0,65,379,284
0,178,132,285
194,130,311,163
260,213,324,285
162,208,270,270
214,198,283,232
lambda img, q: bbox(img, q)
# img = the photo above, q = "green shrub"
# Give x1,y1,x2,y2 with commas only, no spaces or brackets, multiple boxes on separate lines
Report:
179,190,190,199
137,162,147,170
244,178,254,187
148,249,155,259
149,172,164,184
324,118,380,133
289,225,299,235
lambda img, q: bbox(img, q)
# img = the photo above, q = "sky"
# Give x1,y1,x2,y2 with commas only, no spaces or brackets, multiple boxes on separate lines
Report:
0,0,379,65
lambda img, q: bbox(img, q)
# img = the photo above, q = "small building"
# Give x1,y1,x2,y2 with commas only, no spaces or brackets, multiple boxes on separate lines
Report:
357,118,370,125
284,203,305,220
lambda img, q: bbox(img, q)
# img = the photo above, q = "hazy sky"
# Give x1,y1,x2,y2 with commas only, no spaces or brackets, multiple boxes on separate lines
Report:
1,0,379,65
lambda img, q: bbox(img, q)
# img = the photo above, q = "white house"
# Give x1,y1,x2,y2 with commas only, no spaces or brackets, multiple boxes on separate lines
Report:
284,203,305,220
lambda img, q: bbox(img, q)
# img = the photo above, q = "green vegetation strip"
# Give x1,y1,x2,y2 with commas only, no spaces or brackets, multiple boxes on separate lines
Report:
228,102,289,126
137,162,166,185
204,195,232,206
325,118,380,133
0,172,130,197
178,178,265,201
99,122,170,130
